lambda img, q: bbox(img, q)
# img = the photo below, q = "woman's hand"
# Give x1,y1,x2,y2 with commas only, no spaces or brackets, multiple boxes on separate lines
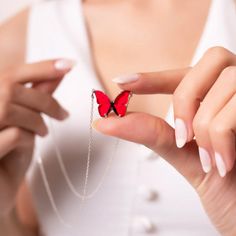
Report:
0,59,73,217
93,47,236,236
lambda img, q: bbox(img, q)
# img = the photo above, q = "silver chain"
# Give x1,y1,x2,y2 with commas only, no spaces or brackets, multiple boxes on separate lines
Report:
48,90,118,199
36,150,72,228
82,91,95,200
36,89,118,226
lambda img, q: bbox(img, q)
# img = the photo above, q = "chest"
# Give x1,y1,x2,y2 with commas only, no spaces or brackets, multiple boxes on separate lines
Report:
83,0,211,117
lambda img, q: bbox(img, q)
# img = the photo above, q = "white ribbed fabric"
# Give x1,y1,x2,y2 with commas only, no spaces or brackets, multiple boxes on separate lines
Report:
26,0,236,235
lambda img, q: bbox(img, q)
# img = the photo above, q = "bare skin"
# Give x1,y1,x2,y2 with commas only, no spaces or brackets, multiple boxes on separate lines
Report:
83,0,211,117
2,0,228,235
0,11,73,236
0,10,27,72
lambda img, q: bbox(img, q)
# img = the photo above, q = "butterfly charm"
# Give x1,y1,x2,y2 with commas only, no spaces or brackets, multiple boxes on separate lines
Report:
92,90,132,118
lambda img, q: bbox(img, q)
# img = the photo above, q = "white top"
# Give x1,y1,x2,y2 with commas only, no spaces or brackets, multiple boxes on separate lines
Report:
26,0,236,235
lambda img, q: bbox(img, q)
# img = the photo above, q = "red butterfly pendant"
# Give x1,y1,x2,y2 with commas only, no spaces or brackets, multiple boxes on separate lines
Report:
92,90,132,118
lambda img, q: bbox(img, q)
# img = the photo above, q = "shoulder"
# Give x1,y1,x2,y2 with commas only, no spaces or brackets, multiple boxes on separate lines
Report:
0,8,29,72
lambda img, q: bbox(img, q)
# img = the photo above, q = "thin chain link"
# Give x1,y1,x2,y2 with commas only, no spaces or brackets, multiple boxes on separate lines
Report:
48,90,118,199
49,118,85,199
82,91,120,199
36,150,72,228
36,90,119,227
82,91,95,199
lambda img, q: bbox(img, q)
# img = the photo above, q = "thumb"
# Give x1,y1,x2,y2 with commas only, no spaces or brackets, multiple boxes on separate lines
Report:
93,112,204,188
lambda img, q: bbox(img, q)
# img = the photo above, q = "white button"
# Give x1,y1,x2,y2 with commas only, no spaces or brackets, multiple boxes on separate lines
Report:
138,186,158,201
132,216,156,234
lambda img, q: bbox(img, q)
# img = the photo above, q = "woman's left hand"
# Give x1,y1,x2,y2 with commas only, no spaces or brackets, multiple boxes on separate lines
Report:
93,46,236,236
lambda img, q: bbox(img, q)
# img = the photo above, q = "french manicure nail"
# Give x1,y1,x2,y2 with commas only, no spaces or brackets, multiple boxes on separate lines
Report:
198,147,212,173
54,59,75,71
175,118,188,148
215,152,227,177
112,73,140,84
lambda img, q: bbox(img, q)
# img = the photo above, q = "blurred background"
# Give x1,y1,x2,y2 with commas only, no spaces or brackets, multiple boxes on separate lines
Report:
0,0,38,22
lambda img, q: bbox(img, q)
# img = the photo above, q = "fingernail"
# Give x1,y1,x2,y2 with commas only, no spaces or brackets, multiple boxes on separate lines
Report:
54,59,75,71
59,109,70,120
198,147,212,173
112,73,140,84
91,119,100,131
175,118,188,148
215,152,227,177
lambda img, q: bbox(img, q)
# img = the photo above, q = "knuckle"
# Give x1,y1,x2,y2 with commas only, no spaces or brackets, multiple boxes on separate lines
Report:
205,46,228,57
137,73,145,80
149,118,168,149
204,46,231,65
220,66,236,80
192,115,210,137
209,120,227,138
173,90,187,105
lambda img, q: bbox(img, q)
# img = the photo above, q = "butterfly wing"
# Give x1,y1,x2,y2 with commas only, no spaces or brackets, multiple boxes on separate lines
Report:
113,90,132,117
93,90,112,117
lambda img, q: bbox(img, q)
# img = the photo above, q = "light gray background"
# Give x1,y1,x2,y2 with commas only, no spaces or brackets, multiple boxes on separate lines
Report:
0,0,38,22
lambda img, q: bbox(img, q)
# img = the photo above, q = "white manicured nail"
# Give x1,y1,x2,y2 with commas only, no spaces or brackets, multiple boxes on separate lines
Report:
198,147,212,173
54,59,75,71
215,152,227,177
112,73,140,84
175,118,188,148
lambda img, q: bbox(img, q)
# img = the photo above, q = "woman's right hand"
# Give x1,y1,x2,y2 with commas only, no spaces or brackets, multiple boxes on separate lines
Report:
0,59,73,216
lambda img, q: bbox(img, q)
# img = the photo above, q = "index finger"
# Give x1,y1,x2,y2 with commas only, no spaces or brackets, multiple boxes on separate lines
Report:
4,59,75,83
112,68,190,94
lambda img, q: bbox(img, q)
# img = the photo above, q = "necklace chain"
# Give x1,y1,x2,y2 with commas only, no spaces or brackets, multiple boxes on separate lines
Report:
36,150,72,228
82,91,95,199
36,90,118,226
